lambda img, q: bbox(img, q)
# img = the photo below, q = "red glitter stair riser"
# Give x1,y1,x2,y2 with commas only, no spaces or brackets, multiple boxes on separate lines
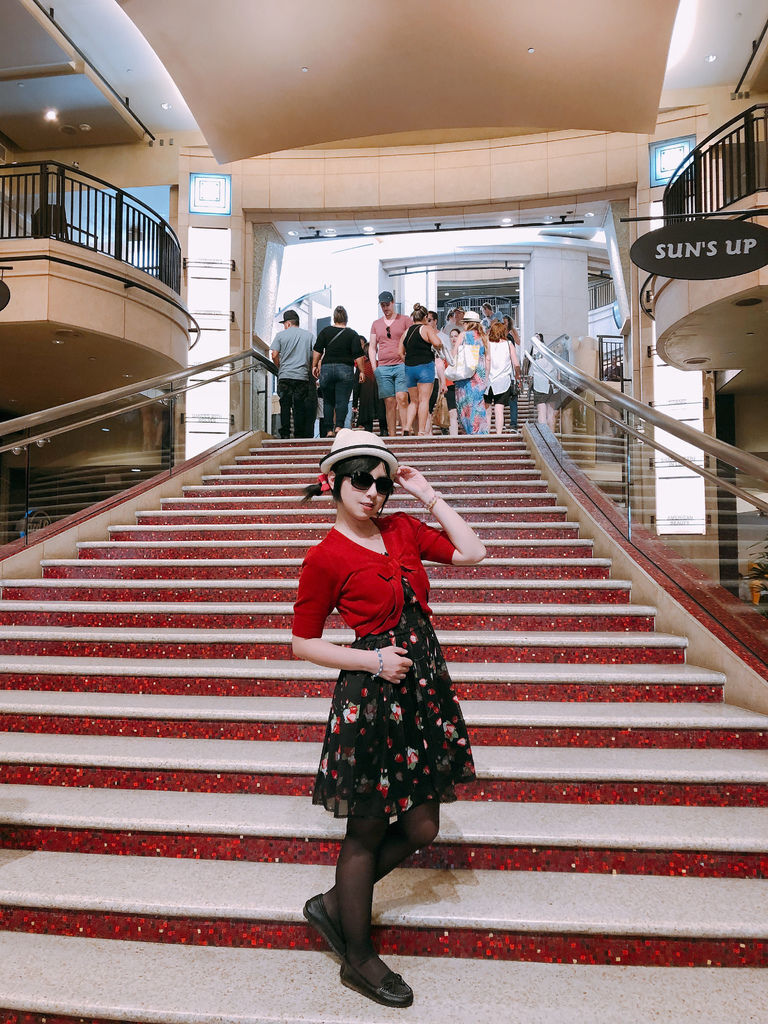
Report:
0,677,717,702
42,563,611,581
75,540,583,559
180,485,540,499
141,501,560,523
5,717,761,748
0,584,632,605
0,640,684,662
2,767,762,806
0,909,764,967
3,827,763,878
110,522,570,541
221,462,537,474
164,492,550,510
0,1013,125,1024
0,611,656,632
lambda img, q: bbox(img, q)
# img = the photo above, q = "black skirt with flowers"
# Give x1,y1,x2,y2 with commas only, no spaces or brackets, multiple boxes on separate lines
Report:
312,579,477,819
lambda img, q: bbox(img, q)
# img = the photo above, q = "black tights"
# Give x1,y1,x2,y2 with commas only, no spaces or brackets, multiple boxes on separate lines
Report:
323,800,440,983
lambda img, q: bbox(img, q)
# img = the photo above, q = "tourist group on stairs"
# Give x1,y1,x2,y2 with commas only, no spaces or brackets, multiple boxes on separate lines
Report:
273,293,529,438
292,428,486,1007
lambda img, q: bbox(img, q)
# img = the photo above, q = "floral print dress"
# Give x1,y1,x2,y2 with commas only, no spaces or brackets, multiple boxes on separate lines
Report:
312,579,477,819
454,331,489,435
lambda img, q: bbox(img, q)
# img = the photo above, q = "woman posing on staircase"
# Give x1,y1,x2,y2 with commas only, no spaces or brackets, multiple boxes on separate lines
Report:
292,428,486,1008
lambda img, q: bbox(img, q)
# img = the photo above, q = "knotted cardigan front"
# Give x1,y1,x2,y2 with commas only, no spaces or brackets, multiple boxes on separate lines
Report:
292,511,456,639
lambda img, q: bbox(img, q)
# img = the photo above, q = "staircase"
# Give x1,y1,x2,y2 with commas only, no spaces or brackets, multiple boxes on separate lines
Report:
1,434,767,1022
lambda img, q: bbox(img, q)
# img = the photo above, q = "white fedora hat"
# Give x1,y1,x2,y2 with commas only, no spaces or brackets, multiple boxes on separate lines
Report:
319,429,399,475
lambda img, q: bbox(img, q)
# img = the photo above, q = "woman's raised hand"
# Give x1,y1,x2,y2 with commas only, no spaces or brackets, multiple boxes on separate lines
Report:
395,465,434,504
378,644,413,682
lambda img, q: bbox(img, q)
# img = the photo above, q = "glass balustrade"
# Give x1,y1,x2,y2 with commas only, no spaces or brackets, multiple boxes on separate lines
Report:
0,355,273,549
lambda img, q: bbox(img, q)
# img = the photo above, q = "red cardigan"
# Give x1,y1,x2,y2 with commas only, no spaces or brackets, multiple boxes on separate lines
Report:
292,511,456,639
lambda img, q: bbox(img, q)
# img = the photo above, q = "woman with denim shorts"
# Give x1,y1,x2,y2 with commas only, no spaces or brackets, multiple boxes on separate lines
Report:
400,303,443,436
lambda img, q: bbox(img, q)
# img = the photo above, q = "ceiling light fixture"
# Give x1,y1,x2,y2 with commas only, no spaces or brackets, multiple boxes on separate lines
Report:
287,230,299,236
131,468,142,472
101,427,110,432
301,66,309,73
44,109,58,122
704,53,717,62
501,217,512,225
52,338,64,345
584,211,595,218
79,123,92,132
324,228,336,235
161,102,172,110
363,226,375,233
527,47,535,54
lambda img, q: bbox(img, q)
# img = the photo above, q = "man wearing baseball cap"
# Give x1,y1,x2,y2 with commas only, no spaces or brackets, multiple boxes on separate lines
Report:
271,309,316,438
369,291,412,437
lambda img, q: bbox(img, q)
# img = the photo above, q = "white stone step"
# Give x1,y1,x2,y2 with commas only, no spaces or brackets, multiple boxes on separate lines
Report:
3,733,766,784
0,600,658,619
77,536,589,552
0,626,682,650
1,852,767,939
0,656,705,683
2,785,764,852
1,692,760,730
2,932,764,1023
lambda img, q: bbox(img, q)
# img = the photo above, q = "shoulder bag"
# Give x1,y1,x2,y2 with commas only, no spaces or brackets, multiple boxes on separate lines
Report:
445,333,480,382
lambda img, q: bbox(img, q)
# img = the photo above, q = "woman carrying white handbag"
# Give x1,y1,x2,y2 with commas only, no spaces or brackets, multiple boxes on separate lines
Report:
446,311,490,435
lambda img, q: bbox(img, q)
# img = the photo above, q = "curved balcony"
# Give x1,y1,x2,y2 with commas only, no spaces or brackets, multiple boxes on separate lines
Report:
663,104,768,218
0,161,181,294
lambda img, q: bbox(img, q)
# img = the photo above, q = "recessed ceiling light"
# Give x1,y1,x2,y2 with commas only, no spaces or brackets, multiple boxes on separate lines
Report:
584,211,595,218
79,123,92,132
363,226,375,233
44,109,58,122
501,217,512,225
544,215,554,223
301,66,309,73
161,102,172,110
324,228,336,235
17,82,24,88
287,230,299,236
123,373,133,378
704,53,717,62
734,297,762,306
527,47,535,54
684,356,709,365
746,331,755,336
101,427,110,432
52,338,64,345
131,467,142,472
88,356,97,361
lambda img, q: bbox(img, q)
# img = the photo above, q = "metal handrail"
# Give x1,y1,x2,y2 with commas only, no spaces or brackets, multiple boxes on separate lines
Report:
528,333,768,488
0,347,277,444
0,161,182,293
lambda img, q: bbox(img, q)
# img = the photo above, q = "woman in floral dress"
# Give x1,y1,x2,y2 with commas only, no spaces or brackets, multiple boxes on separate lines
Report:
292,428,485,1008
453,310,490,435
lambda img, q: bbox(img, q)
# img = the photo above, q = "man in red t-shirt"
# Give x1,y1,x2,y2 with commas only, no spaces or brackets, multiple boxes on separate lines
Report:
369,290,412,436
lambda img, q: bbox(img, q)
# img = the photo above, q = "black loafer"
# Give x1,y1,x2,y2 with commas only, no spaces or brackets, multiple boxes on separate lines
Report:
340,960,414,1008
303,893,346,957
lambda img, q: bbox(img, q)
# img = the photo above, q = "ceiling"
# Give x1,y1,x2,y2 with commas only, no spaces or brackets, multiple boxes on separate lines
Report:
1,1,766,157
122,0,681,162
656,284,768,394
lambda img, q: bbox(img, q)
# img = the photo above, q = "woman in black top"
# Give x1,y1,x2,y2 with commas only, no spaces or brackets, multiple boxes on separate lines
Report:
399,303,443,436
313,306,365,436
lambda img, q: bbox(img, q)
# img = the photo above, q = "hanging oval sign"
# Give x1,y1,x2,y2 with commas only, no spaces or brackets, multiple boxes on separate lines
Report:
630,219,768,280
0,280,10,313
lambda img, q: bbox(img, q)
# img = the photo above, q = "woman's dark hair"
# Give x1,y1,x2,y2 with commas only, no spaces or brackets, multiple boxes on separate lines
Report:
411,303,428,322
303,454,391,501
333,305,348,324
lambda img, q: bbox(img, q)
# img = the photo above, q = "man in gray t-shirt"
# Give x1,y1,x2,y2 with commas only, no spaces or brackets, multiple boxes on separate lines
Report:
271,309,316,438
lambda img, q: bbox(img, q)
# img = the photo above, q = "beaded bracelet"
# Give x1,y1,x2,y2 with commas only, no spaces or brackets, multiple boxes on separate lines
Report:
373,648,384,677
423,492,442,514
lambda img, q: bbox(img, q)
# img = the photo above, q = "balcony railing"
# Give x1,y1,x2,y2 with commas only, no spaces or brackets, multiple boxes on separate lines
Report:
0,161,182,294
664,104,768,218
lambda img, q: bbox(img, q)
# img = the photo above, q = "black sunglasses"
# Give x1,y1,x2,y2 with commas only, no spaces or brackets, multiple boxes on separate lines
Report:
349,471,395,496
385,326,391,338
